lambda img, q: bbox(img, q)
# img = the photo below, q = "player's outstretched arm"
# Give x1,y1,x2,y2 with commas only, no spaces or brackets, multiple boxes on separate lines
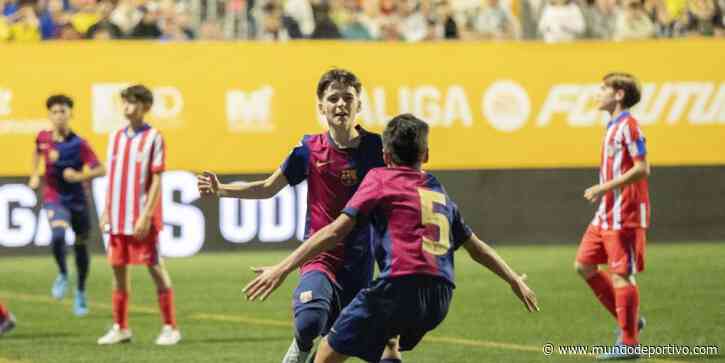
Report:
242,214,356,301
197,168,289,200
463,234,540,312
584,159,649,203
28,147,41,189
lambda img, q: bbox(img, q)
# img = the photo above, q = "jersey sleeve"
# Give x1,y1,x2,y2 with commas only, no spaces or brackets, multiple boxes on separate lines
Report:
150,132,165,173
342,169,383,218
80,139,100,168
450,201,473,250
280,135,310,186
624,119,647,162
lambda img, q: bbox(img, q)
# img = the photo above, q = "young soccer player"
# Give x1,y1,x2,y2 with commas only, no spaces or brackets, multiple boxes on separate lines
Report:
96,85,180,346
29,94,105,316
0,302,15,336
575,73,650,360
243,113,539,363
197,69,392,363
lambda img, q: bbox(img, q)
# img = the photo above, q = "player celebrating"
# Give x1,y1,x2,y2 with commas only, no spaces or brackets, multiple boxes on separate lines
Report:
0,302,15,336
96,85,180,346
243,114,539,363
197,69,391,363
29,94,105,316
575,73,649,360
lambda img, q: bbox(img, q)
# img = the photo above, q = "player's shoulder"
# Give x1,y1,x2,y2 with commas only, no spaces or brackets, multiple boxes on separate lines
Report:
36,129,52,140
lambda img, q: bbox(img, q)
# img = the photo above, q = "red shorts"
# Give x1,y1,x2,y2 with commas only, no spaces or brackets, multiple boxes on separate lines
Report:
108,231,160,267
576,224,646,275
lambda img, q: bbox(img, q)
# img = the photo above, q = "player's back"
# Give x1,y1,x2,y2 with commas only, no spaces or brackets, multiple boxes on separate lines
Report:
344,166,472,287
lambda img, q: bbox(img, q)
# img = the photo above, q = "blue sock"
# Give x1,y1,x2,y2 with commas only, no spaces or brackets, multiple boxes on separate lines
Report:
74,243,89,292
294,308,328,352
51,227,67,276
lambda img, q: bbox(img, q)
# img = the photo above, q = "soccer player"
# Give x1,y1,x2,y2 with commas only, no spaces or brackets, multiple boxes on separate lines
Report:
242,114,539,363
29,94,105,316
197,69,390,363
575,73,649,360
96,85,180,346
0,302,15,336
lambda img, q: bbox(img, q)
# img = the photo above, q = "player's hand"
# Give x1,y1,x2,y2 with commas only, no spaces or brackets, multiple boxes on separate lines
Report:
242,265,289,302
62,168,84,183
100,211,110,234
510,274,539,312
584,185,604,204
197,171,221,197
28,175,40,189
133,215,152,240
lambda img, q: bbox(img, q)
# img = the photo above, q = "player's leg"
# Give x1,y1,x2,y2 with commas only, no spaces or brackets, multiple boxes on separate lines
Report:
0,302,16,336
575,225,617,318
285,271,336,363
314,337,350,363
46,204,70,300
98,235,132,345
379,337,402,363
147,256,180,345
70,208,91,316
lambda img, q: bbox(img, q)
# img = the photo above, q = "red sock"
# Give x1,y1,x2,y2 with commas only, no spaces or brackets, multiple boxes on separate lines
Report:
158,288,177,328
112,290,129,329
0,303,8,320
585,271,617,318
615,285,639,345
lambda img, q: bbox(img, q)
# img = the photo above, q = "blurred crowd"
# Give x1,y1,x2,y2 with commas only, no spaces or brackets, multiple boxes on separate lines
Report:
1,0,723,42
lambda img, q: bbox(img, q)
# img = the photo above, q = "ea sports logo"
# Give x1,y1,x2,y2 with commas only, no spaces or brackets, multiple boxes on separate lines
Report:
482,80,531,133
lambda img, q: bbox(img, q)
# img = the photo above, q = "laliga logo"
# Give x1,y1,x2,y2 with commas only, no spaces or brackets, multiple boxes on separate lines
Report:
482,80,531,132
92,83,184,133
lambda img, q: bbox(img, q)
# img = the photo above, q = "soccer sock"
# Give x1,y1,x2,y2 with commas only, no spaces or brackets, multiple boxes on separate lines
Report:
0,303,8,320
380,359,402,363
157,288,177,328
112,290,129,329
51,228,67,276
73,244,90,292
614,285,639,345
585,270,617,318
294,308,327,352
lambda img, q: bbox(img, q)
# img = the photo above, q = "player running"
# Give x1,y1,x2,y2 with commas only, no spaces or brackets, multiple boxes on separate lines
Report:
96,85,180,346
0,302,16,336
575,73,650,360
197,69,395,363
243,113,539,363
29,94,105,316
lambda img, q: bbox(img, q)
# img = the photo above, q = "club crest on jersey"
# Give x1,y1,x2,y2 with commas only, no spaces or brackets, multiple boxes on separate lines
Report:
340,168,358,186
49,149,59,162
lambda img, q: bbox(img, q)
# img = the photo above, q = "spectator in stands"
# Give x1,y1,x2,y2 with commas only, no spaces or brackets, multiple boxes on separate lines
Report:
69,0,100,36
398,0,427,41
433,0,459,39
614,0,656,40
310,0,341,38
110,0,143,36
643,0,675,37
470,0,518,39
158,0,194,40
582,0,617,39
338,0,374,40
58,19,82,38
198,19,224,39
256,1,302,40
86,0,122,38
285,0,314,36
675,0,725,36
538,0,585,42
130,4,162,38
1,0,41,41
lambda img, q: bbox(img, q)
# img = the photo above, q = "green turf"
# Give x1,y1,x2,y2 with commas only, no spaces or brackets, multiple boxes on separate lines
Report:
1,242,723,362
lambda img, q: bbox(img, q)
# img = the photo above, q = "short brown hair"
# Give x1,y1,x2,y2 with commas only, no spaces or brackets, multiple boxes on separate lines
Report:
121,84,154,106
383,113,429,167
603,73,641,108
316,68,362,100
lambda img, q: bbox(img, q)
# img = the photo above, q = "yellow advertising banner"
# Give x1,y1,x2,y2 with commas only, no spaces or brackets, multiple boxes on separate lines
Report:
1,40,724,175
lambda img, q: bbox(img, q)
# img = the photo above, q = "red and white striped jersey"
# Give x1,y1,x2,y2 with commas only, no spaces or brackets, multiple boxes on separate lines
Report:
105,124,165,235
592,111,650,230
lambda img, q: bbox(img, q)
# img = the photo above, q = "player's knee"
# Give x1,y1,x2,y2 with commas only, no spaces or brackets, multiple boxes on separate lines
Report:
295,308,327,348
574,261,597,279
611,273,635,287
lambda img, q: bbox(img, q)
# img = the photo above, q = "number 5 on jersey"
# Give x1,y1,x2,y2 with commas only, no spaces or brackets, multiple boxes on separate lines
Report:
418,188,451,256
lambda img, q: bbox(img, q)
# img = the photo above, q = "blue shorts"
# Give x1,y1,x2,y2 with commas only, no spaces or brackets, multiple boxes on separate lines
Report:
327,275,453,363
45,203,90,240
292,271,343,336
